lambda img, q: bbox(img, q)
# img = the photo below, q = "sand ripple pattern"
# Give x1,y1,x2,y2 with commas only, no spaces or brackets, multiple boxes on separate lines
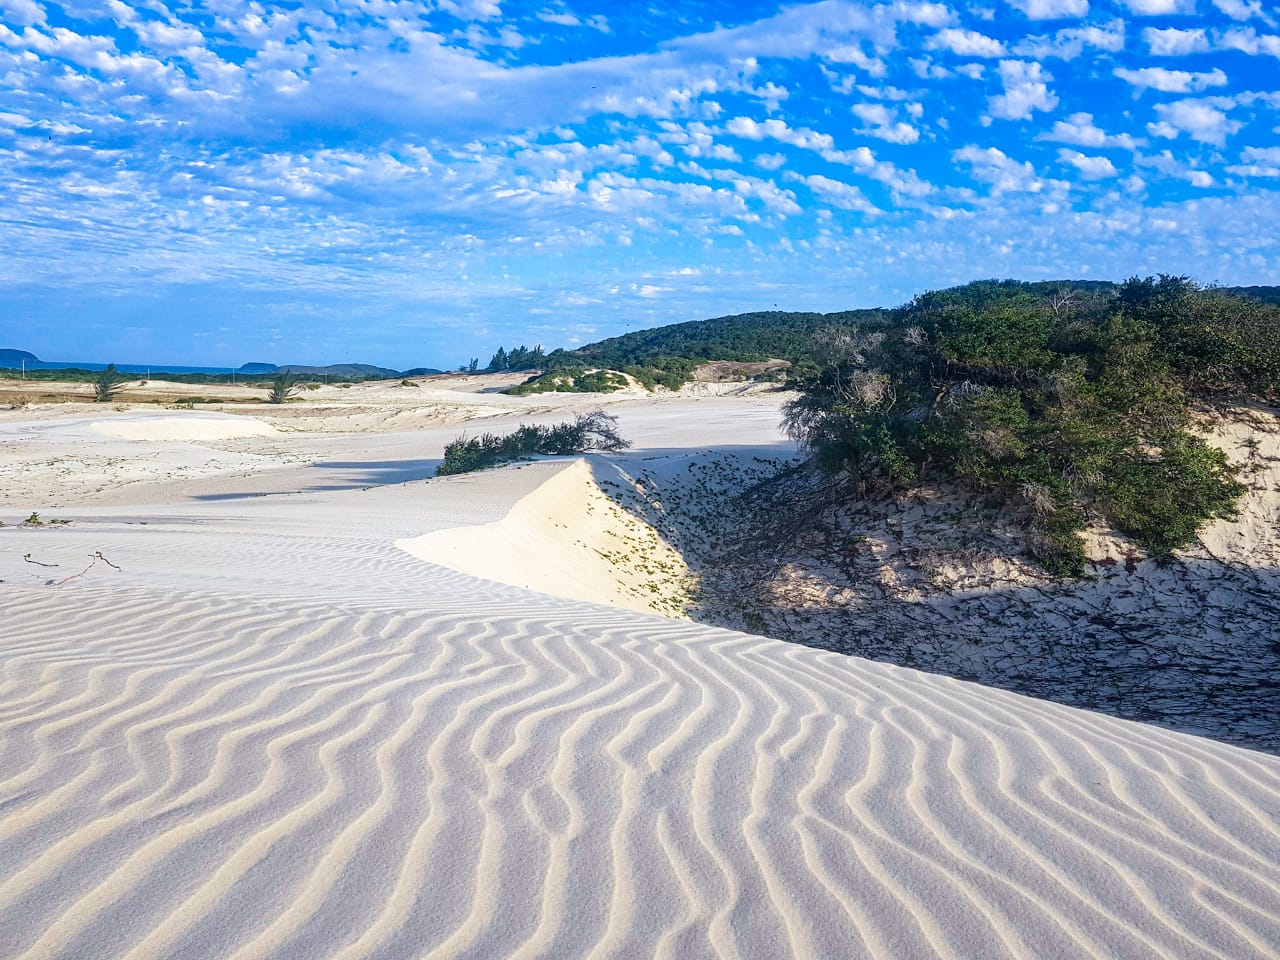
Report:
3,583,1279,959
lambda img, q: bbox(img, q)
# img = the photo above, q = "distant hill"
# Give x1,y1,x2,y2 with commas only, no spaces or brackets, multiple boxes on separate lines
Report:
565,308,887,369
1227,285,1280,306
278,363,400,378
238,362,278,374
500,276,1278,395
561,278,1278,369
0,348,38,367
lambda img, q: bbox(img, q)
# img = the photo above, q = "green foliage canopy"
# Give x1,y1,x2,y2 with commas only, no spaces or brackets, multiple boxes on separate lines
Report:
783,277,1272,575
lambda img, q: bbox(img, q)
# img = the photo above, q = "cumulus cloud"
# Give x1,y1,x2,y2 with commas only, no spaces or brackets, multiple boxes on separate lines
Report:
1013,19,1125,59
925,28,1007,57
1143,27,1211,55
1121,0,1197,14
1210,0,1273,20
952,144,1044,192
1058,148,1119,178
1114,66,1229,92
1003,0,1090,18
437,0,503,20
988,60,1059,120
0,0,45,26
1039,112,1143,148
1216,27,1280,55
851,102,920,143
723,116,834,152
1149,98,1243,145
793,173,880,214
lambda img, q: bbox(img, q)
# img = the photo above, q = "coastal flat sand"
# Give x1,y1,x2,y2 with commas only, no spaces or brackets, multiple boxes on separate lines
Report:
2,384,1279,959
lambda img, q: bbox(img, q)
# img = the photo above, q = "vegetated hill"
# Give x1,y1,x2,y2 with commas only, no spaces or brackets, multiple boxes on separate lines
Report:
278,362,399,378
565,308,887,370
554,278,1271,373
1227,285,1280,306
0,348,39,367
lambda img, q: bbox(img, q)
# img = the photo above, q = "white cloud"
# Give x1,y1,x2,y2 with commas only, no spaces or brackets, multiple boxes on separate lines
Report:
1216,27,1280,56
1039,112,1143,148
1188,170,1214,186
1149,98,1242,145
1143,27,1210,55
723,116,835,152
1210,0,1273,21
1058,148,1119,178
1242,145,1280,162
754,152,787,170
988,60,1059,120
952,144,1044,192
1121,0,1197,13
1114,66,1228,92
793,173,880,214
0,0,44,26
851,102,920,143
824,43,888,76
925,28,1007,57
1004,0,1090,18
438,0,503,20
1013,19,1125,59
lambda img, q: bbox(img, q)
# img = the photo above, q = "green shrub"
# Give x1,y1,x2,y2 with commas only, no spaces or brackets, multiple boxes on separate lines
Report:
783,277,1271,574
436,410,629,476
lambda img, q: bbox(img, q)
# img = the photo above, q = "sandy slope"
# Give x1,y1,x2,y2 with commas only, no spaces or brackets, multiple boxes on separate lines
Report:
2,386,1279,959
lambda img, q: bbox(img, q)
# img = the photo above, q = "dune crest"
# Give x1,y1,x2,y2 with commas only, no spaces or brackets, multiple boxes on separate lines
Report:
399,458,691,618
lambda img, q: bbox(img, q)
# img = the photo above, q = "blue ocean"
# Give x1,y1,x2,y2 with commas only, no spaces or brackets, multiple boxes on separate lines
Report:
22,360,244,375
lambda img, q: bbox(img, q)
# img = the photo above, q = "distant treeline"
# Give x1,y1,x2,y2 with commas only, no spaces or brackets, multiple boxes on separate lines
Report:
489,279,1280,395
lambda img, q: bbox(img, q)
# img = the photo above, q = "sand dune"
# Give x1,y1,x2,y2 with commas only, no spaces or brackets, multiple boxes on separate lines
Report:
2,393,1279,959
399,458,692,618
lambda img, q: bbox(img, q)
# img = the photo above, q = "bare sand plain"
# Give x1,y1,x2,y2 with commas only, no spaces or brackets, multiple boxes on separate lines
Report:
1,374,1278,959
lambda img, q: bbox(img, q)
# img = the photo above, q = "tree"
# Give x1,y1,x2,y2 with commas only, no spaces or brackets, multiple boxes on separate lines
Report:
93,364,124,402
267,372,298,404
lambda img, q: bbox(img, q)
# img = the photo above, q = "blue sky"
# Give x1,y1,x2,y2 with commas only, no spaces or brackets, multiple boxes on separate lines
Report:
2,0,1278,368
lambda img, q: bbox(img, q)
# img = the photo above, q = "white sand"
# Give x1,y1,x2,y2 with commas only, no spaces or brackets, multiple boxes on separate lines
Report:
91,413,279,442
399,458,692,618
1,386,1278,959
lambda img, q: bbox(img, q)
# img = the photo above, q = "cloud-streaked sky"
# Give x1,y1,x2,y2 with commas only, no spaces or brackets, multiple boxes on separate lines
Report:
3,0,1278,367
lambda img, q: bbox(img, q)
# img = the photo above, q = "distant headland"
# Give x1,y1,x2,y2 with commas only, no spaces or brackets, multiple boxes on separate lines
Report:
0,350,427,379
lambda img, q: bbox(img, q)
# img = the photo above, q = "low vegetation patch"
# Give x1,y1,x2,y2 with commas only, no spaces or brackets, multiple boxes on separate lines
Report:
505,368,629,395
436,410,630,476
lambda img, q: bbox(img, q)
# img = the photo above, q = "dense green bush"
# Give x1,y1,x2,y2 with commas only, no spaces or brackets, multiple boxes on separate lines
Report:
783,277,1274,574
505,367,629,395
436,410,630,476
